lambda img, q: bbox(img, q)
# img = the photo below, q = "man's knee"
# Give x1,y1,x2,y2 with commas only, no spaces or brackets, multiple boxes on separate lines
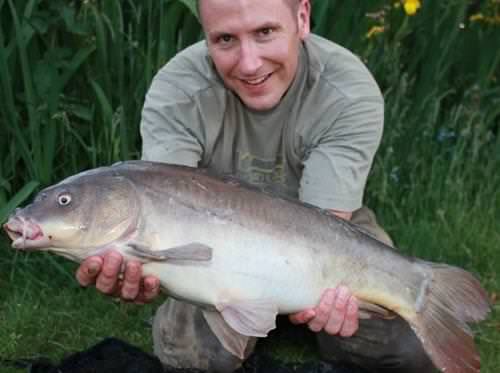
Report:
379,338,435,373
317,316,435,373
153,298,252,372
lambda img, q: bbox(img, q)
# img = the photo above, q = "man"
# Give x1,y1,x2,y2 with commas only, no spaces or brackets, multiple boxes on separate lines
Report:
77,0,434,372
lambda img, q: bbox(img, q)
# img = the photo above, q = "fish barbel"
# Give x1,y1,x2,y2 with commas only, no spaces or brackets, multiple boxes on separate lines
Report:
3,160,490,373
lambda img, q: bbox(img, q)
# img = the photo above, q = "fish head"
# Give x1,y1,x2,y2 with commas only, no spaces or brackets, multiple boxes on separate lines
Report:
3,170,140,260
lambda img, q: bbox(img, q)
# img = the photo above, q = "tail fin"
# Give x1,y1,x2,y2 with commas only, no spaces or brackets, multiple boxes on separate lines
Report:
411,263,490,373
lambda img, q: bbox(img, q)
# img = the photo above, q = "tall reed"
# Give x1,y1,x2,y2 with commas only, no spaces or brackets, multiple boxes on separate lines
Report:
0,0,201,222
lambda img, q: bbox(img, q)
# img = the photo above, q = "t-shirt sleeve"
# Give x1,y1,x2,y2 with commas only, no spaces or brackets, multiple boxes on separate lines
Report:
299,97,384,211
140,67,203,167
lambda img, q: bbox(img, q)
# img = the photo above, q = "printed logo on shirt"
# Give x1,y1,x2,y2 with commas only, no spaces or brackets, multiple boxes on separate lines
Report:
236,152,287,190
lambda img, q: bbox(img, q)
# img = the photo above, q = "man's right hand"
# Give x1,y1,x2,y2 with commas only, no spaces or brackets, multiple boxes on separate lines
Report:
76,250,161,304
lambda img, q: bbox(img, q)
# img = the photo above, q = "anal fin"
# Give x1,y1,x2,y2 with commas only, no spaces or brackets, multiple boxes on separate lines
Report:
201,298,279,359
216,299,278,337
202,310,251,360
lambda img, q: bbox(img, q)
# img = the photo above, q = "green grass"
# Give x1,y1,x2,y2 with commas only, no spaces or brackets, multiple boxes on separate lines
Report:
372,168,500,372
0,238,163,372
0,0,499,371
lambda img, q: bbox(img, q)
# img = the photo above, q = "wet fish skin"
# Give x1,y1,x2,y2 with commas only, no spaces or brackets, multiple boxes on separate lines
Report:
3,160,490,373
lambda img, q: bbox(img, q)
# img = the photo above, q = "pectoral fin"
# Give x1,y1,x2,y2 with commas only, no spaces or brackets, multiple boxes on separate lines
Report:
202,310,251,360
128,242,212,263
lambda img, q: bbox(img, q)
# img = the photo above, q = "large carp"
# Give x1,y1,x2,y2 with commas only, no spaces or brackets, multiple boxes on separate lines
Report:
3,161,490,373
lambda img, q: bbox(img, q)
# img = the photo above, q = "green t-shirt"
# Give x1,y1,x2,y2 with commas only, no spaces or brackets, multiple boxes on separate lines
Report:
140,34,383,211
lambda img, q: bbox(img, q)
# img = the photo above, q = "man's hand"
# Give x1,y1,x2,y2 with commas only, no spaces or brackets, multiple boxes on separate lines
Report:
290,210,359,336
76,250,161,304
289,286,359,337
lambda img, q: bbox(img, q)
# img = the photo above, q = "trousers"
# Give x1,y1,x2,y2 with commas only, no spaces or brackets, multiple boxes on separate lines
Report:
152,207,435,372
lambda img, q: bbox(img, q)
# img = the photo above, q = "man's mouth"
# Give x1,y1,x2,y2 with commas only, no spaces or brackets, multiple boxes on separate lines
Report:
3,217,50,250
240,72,273,86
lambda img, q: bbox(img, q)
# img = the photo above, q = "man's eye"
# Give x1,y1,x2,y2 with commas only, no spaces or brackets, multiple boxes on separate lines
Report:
258,28,274,37
217,34,234,44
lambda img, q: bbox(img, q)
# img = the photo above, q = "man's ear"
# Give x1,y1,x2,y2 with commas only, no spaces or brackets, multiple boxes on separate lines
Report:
297,0,311,39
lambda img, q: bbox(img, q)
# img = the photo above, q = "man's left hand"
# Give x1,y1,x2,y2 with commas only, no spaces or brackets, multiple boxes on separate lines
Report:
289,286,359,337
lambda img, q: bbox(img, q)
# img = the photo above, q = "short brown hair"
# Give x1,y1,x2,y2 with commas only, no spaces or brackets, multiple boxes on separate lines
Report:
197,0,300,19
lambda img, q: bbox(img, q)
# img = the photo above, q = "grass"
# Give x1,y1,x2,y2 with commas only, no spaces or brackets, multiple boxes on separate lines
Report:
371,157,500,372
0,0,499,371
0,241,163,372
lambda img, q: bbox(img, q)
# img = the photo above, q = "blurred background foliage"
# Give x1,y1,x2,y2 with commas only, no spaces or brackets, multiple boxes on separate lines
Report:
0,0,499,220
1,0,499,370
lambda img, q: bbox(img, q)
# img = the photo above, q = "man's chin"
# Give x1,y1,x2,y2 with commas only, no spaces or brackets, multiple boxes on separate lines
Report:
239,94,281,112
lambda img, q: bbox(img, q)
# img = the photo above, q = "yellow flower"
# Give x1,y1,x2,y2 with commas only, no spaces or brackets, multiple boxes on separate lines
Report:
366,26,385,39
469,12,500,25
403,0,421,16
469,13,485,22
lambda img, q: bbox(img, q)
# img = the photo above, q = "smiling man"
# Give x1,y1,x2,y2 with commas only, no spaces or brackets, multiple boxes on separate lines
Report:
76,0,434,372
202,0,306,111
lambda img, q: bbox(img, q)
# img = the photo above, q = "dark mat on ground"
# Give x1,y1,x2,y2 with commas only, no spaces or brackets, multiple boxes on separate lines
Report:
1,320,368,373
0,338,366,373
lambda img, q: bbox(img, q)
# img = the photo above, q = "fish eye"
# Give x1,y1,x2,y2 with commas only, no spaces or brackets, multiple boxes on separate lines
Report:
57,193,72,206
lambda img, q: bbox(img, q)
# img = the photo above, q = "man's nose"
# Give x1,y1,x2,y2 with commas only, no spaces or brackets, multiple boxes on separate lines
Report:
238,41,263,75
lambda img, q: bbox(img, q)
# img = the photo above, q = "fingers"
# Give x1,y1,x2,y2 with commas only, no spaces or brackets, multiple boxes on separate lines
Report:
120,261,143,300
302,286,359,337
118,263,161,303
75,250,161,304
289,309,316,325
308,288,336,332
323,286,358,336
339,296,358,337
96,251,124,294
134,276,161,304
76,256,103,286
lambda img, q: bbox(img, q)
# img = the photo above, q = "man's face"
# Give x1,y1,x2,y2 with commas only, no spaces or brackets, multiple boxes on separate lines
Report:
199,0,310,111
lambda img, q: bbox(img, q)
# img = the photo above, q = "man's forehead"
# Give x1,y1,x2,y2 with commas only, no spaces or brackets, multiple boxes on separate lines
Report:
198,0,296,16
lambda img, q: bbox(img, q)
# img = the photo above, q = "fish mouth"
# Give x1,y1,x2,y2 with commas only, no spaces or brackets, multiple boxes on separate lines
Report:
3,216,50,250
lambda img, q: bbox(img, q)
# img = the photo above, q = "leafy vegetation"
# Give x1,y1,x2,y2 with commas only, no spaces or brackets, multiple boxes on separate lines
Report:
0,0,499,371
